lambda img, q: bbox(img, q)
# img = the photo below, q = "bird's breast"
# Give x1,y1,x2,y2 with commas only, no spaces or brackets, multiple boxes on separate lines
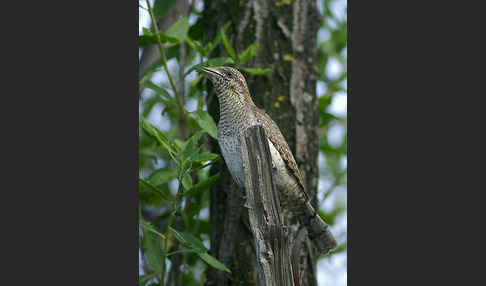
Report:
218,134,244,187
218,133,303,204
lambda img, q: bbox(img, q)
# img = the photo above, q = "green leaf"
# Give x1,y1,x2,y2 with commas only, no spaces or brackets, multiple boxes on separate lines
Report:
173,138,186,150
167,248,200,256
142,27,151,35
318,95,333,110
144,81,172,101
179,232,207,252
241,67,273,75
180,131,203,173
139,273,156,286
198,252,231,273
185,36,206,56
196,83,205,110
239,44,259,64
165,16,189,43
160,99,178,117
153,0,177,19
184,57,234,77
191,73,204,88
140,219,166,239
330,242,347,255
142,231,163,278
207,22,231,55
168,227,207,252
318,204,346,226
139,33,180,46
181,131,203,161
148,168,178,186
188,17,204,41
168,226,188,245
139,178,173,202
194,110,218,139
141,95,163,118
167,227,229,272
220,29,237,61
203,42,214,57
319,112,340,127
181,172,193,190
139,59,163,85
184,173,220,197
182,143,198,166
184,203,203,224
181,152,197,175
192,153,219,164
140,117,179,158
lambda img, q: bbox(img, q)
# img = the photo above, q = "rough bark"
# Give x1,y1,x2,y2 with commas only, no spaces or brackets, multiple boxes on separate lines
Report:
203,1,321,285
240,126,295,286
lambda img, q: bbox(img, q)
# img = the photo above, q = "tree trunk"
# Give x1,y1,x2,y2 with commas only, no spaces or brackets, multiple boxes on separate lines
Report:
203,1,321,285
240,126,295,286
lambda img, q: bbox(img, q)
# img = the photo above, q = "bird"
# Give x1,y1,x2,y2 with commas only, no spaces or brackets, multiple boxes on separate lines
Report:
201,66,337,255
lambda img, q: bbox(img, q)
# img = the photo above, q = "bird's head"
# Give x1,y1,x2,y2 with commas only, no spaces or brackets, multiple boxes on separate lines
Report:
201,66,251,103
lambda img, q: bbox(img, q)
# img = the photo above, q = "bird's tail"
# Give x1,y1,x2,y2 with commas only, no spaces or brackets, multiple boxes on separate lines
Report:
299,201,338,255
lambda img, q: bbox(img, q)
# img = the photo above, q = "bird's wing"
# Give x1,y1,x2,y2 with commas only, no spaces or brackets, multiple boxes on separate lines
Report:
252,106,310,202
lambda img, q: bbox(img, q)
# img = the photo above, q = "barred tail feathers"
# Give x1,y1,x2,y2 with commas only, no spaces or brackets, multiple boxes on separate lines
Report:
300,201,338,255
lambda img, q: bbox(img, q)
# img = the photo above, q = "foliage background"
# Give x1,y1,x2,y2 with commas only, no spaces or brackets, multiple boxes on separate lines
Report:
138,0,346,285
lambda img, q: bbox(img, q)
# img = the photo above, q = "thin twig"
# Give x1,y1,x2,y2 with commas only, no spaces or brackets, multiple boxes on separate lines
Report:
159,182,184,286
187,0,196,15
145,0,188,134
177,25,187,140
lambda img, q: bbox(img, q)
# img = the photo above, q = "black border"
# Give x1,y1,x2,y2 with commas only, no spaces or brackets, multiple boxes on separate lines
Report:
4,1,139,284
4,0,485,284
349,1,485,284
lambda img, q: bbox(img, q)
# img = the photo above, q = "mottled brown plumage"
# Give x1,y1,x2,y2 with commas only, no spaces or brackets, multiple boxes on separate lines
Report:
201,66,337,254
252,105,309,201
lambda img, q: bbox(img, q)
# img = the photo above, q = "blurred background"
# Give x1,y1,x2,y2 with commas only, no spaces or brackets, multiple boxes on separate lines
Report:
139,0,346,285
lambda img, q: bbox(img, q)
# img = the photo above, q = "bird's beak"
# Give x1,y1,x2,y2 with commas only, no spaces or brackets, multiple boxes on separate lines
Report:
201,67,223,78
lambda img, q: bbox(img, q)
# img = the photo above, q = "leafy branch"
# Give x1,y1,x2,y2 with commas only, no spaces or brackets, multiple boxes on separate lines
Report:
145,0,189,139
